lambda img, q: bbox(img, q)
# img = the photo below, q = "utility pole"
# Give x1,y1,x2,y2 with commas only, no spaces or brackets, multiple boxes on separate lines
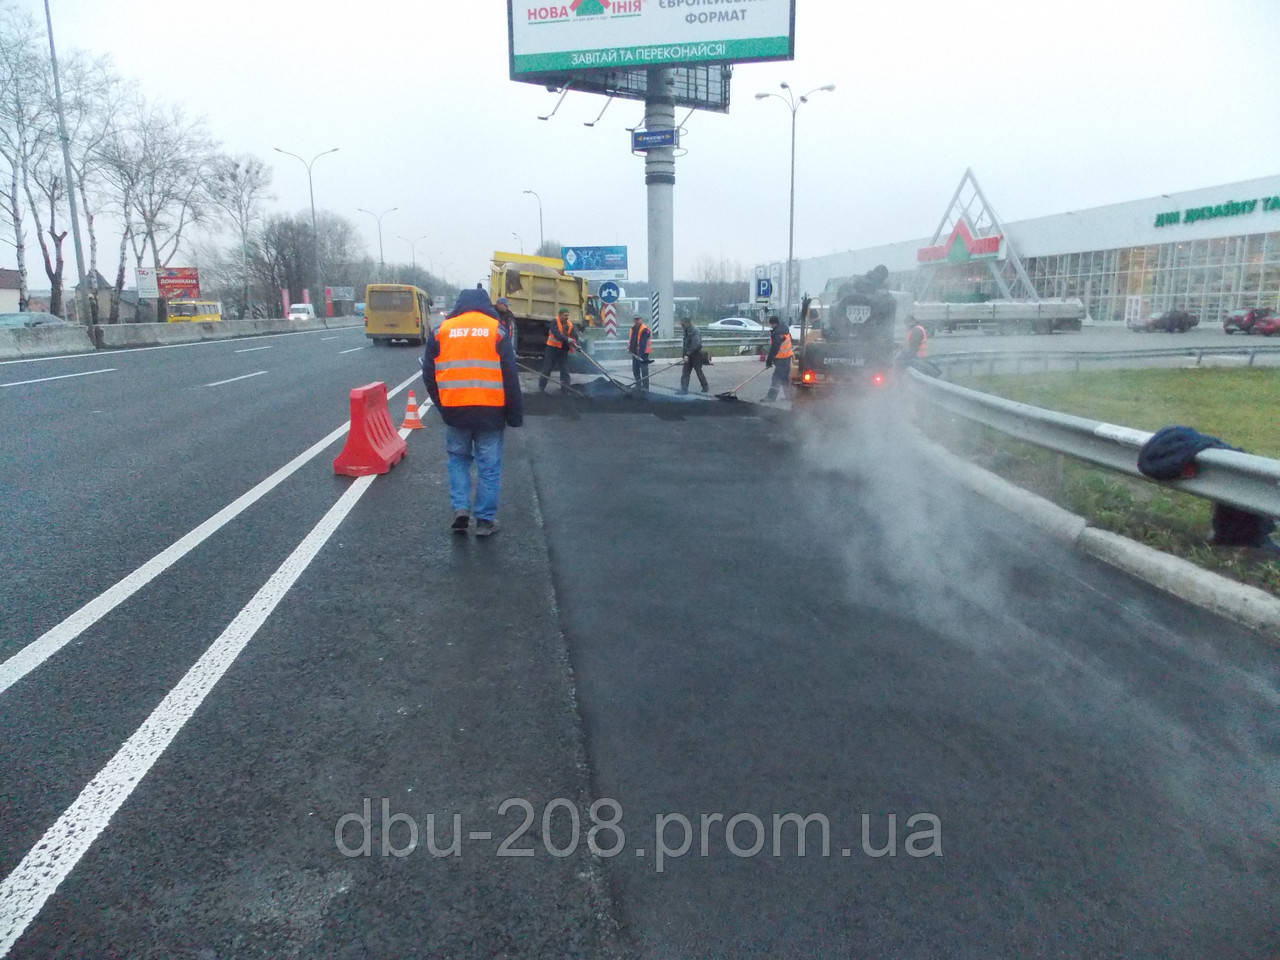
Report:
273,147,339,310
43,0,89,323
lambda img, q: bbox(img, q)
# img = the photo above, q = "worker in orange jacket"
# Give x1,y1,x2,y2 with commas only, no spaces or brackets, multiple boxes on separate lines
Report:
539,308,579,393
423,289,523,536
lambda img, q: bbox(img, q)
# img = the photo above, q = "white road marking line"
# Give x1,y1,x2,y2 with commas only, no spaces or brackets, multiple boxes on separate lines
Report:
203,370,268,387
320,336,338,341
0,368,116,388
0,424,412,956
0,370,421,699
339,346,366,354
233,345,272,353
0,325,364,366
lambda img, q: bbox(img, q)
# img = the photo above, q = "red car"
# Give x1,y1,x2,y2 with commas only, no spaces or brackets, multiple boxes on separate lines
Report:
1252,312,1280,336
1223,306,1272,334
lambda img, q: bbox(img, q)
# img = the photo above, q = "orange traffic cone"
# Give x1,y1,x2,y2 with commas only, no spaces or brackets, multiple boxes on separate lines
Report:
401,391,424,430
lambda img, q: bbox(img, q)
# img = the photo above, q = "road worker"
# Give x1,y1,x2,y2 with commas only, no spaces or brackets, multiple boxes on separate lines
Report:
539,307,578,393
494,297,519,354
422,288,523,536
763,315,794,402
679,316,709,394
628,314,652,392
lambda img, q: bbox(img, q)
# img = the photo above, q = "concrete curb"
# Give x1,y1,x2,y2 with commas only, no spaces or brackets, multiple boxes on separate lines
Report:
914,432,1280,641
92,316,358,349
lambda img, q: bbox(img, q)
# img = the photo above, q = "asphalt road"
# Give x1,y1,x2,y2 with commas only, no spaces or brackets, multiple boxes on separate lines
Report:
1,328,1276,957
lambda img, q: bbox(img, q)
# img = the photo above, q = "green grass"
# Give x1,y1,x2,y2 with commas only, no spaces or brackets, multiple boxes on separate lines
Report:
921,368,1280,595
962,367,1280,457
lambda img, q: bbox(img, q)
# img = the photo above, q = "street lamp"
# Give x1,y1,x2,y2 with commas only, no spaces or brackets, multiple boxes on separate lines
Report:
399,234,429,277
358,206,398,279
512,232,523,254
273,146,339,312
754,82,835,321
523,190,544,253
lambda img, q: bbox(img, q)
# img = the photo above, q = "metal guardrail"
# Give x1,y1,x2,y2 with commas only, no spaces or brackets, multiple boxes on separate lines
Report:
907,367,1280,518
932,344,1280,376
586,335,768,358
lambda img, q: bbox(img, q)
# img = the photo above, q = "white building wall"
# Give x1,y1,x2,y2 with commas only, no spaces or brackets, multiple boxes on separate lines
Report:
790,174,1280,294
0,289,18,312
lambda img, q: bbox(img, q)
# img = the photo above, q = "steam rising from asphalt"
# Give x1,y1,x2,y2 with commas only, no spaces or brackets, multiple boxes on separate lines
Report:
788,387,1279,875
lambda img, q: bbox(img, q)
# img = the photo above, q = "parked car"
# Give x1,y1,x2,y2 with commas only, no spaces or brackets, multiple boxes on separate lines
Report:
706,317,764,332
1252,313,1280,336
1223,306,1272,334
1129,309,1198,333
0,311,72,328
287,303,317,321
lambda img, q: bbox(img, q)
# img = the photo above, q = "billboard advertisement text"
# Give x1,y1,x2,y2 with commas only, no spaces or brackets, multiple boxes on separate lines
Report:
510,0,795,76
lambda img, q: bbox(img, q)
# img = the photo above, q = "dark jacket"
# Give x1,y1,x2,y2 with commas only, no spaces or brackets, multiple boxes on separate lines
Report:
423,289,524,431
628,322,650,356
682,323,702,357
547,316,576,350
766,324,790,364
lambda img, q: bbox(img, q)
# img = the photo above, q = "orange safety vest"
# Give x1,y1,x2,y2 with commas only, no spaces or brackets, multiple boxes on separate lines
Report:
436,311,504,408
906,324,928,358
546,316,576,348
629,322,651,355
775,332,794,360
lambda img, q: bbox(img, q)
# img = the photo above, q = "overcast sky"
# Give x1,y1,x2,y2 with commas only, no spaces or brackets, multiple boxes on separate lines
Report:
6,0,1279,287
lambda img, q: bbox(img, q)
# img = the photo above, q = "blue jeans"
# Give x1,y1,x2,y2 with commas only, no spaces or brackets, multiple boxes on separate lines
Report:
445,426,504,522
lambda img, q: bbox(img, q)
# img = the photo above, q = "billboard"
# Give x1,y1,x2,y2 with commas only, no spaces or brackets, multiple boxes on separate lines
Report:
136,267,200,299
509,0,795,77
561,245,628,281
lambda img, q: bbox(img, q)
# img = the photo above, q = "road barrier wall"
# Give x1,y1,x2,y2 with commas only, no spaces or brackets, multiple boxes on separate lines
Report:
92,315,360,349
0,325,98,360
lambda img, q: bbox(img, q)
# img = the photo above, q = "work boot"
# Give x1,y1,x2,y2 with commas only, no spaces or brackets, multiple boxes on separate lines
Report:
474,519,498,538
451,511,470,534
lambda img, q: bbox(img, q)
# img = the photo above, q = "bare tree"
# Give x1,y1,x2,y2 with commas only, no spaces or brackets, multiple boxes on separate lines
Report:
208,153,271,318
0,5,52,311
95,101,142,324
59,50,119,321
130,102,216,319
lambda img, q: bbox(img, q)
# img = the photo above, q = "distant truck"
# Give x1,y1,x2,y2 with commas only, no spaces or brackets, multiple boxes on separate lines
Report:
488,250,594,359
909,298,1085,335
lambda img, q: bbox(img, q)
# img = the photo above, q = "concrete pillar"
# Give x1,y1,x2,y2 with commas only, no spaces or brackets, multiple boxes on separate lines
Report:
645,68,675,339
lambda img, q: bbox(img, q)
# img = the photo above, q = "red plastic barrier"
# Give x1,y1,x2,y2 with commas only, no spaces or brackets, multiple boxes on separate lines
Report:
333,381,407,476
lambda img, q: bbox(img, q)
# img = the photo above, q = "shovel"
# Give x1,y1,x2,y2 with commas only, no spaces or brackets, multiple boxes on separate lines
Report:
715,363,772,401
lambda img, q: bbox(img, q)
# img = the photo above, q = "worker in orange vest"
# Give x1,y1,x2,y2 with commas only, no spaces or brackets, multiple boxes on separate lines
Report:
423,288,524,536
764,316,794,402
903,321,928,360
628,315,652,392
539,307,579,393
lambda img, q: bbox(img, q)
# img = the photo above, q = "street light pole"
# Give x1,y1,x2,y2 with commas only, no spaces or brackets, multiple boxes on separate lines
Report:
523,190,543,253
273,146,339,313
755,83,835,322
399,234,428,275
512,232,523,254
358,207,397,280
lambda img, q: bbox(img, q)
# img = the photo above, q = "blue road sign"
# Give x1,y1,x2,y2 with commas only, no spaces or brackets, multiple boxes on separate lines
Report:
755,278,773,300
631,128,679,151
598,281,621,304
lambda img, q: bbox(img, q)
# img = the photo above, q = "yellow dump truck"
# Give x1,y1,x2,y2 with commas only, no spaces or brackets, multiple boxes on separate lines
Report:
489,251,590,359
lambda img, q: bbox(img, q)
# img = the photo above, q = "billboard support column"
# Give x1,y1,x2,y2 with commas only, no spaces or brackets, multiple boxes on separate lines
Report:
645,68,675,340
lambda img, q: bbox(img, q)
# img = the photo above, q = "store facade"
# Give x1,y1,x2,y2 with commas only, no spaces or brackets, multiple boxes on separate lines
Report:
791,174,1280,325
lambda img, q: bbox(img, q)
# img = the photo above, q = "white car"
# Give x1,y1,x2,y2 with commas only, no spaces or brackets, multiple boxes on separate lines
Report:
287,303,317,321
706,317,764,331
